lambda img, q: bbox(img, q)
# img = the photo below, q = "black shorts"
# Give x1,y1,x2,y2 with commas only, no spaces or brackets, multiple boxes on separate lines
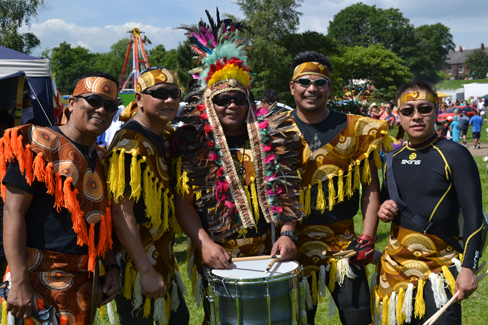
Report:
473,131,481,139
461,128,468,136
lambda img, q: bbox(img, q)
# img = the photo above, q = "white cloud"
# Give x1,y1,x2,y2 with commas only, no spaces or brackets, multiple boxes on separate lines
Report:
23,19,186,55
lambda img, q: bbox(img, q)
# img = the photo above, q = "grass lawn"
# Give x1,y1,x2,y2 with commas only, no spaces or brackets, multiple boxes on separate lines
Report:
97,157,488,325
436,79,488,90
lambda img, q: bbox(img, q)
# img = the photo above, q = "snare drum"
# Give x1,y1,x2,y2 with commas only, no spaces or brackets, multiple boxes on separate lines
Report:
207,259,306,325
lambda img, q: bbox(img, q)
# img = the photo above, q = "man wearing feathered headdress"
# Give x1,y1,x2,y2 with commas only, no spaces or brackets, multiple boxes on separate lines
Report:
173,9,304,324
105,66,189,325
1,72,121,324
288,51,392,325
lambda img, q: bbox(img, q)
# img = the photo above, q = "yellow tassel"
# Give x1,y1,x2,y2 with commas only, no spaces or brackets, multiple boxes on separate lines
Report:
328,175,336,211
353,160,361,192
316,180,326,213
129,151,142,202
193,186,202,201
397,287,406,325
311,271,318,306
382,295,390,325
115,148,126,201
373,146,382,169
372,285,380,315
337,170,344,203
250,177,260,218
171,194,181,238
362,154,371,185
414,279,426,319
304,186,311,217
143,297,151,318
345,165,353,198
162,188,170,232
328,259,337,293
442,265,456,295
238,227,248,238
175,157,190,195
382,130,393,152
123,261,136,299
2,300,8,325
165,295,171,322
108,150,119,201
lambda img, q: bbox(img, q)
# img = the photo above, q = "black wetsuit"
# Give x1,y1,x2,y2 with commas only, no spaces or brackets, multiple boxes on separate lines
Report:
382,134,484,269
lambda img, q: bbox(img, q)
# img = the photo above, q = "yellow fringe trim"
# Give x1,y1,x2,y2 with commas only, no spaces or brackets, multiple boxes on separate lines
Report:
328,259,337,293
345,165,353,198
397,287,406,325
116,148,126,200
442,265,456,295
123,261,137,299
373,146,382,169
382,295,390,325
238,227,248,238
162,188,170,232
373,286,380,315
143,297,151,318
414,279,426,319
108,150,120,202
250,177,260,218
328,175,336,211
353,160,361,192
194,185,202,201
311,271,318,306
362,153,371,185
129,151,142,202
2,300,7,325
316,180,326,213
304,186,311,216
337,170,344,203
99,304,106,320
175,157,190,196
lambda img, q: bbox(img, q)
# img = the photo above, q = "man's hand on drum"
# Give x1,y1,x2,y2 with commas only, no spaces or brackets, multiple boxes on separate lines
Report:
271,236,297,262
378,199,398,222
202,241,233,269
140,267,166,299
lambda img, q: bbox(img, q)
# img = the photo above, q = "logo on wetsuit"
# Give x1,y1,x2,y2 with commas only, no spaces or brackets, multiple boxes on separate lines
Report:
401,152,421,165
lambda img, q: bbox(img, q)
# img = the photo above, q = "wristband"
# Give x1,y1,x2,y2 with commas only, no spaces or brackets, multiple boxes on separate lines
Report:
280,230,298,244
104,264,121,273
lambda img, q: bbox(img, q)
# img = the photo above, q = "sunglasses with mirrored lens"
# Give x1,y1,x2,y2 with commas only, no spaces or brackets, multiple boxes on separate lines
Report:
75,96,118,113
212,94,248,107
142,88,181,100
399,106,434,117
295,78,328,87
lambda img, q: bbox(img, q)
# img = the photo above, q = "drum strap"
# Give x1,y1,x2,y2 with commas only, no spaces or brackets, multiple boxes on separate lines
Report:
386,152,463,253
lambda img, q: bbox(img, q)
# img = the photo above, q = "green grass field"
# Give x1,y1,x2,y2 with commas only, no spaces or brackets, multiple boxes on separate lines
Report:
97,157,488,325
436,79,488,90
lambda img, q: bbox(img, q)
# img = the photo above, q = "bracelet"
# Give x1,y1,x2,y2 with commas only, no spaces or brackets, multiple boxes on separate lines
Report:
104,264,121,272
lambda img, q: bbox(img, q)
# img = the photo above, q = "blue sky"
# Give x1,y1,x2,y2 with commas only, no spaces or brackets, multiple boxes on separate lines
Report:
23,0,488,56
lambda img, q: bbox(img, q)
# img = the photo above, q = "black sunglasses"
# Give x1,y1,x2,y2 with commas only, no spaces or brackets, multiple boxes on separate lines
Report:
294,78,329,87
75,95,118,113
212,94,248,107
398,105,434,117
141,88,181,100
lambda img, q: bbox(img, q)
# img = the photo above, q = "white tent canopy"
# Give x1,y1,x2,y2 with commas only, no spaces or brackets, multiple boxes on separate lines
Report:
0,46,51,78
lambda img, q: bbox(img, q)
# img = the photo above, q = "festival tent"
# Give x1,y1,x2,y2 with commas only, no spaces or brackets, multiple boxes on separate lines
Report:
479,93,488,100
0,46,54,126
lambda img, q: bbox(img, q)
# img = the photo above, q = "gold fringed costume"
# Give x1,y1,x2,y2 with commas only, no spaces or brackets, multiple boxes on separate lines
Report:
372,223,461,324
104,123,185,325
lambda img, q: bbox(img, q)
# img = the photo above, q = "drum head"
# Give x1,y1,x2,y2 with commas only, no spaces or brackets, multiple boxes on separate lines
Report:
211,259,299,280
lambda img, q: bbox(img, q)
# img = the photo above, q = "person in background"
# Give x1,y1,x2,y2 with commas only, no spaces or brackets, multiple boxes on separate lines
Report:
369,103,383,119
459,112,470,146
469,110,483,149
450,115,460,143
381,102,399,129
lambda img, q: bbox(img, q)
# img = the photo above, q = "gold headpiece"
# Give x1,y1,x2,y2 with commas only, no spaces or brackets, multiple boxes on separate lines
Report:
292,62,330,81
136,68,179,92
397,92,437,108
73,77,118,101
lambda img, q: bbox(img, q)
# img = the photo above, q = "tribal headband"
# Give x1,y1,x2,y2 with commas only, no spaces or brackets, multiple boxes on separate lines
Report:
73,77,118,101
136,68,179,92
397,91,438,107
292,62,330,81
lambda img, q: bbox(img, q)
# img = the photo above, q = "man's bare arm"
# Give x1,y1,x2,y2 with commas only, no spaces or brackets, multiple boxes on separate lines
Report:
3,184,34,319
174,192,231,269
111,194,165,299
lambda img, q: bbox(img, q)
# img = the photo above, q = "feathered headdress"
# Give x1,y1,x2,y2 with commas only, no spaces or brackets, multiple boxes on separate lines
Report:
178,8,252,88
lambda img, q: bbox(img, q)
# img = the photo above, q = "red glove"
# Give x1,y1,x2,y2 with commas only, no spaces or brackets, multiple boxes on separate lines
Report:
347,234,376,266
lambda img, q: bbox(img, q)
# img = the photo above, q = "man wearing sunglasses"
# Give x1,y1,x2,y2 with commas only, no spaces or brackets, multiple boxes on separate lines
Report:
288,51,391,325
375,80,485,324
104,66,189,325
1,72,121,324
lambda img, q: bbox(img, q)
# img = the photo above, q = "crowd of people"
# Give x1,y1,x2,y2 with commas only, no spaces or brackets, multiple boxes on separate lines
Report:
0,11,486,325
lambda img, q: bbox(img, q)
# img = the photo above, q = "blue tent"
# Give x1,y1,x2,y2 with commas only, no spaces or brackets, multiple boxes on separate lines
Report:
0,46,54,127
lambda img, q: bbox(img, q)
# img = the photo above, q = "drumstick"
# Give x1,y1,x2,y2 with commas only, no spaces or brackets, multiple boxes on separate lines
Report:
322,249,356,258
228,254,282,263
423,266,488,325
265,258,277,274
